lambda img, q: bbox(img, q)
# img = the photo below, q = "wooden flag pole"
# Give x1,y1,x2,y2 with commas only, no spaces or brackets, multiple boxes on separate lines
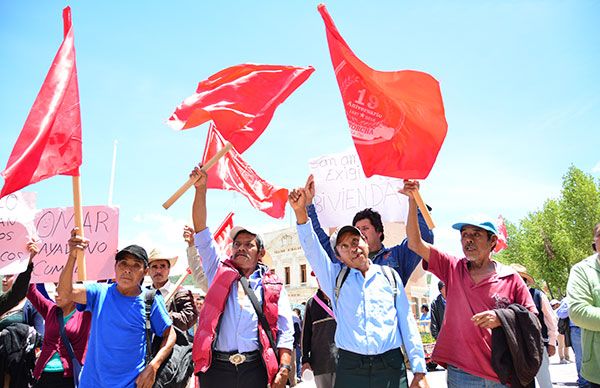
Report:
72,175,87,281
414,190,435,230
164,268,192,304
162,142,233,210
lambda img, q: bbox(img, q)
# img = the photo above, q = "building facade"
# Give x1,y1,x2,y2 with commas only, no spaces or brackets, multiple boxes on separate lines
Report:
264,221,431,318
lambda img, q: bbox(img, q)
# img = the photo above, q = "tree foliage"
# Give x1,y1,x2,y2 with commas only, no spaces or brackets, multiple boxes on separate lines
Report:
495,166,600,298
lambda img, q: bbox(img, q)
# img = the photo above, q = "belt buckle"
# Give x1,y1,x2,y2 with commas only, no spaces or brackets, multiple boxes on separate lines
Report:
229,353,246,366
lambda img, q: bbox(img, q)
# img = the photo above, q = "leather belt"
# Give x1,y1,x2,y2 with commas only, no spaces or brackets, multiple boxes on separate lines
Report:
213,350,260,365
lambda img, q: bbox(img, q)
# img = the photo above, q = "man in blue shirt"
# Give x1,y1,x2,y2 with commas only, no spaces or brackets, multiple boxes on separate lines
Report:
289,187,428,388
58,229,176,388
304,175,433,285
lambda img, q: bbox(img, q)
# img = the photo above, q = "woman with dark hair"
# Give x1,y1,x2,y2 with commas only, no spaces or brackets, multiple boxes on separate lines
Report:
26,243,92,388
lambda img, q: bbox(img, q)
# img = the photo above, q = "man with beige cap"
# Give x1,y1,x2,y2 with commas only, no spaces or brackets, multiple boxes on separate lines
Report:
147,249,198,332
510,263,557,388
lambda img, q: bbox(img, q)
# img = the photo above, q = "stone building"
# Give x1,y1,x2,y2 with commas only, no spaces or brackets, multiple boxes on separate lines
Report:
264,221,431,318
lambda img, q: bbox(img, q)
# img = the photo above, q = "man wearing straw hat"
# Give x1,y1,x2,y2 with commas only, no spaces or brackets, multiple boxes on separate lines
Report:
510,263,558,388
147,249,198,332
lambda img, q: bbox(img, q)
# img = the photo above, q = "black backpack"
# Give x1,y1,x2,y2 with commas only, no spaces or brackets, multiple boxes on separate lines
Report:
144,290,194,388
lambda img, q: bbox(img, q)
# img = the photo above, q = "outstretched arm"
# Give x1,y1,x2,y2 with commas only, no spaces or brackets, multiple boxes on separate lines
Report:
305,175,338,263
57,228,89,305
191,166,208,233
0,241,37,315
399,181,432,262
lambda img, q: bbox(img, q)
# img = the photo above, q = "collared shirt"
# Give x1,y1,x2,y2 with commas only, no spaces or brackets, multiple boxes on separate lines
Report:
424,247,536,383
296,221,426,373
149,280,176,299
306,203,434,285
194,228,294,352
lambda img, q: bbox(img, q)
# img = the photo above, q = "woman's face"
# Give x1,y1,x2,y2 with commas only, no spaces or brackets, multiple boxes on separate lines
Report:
2,274,16,293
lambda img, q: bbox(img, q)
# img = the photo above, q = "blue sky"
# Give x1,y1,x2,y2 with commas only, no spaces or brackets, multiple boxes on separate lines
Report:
2,1,599,271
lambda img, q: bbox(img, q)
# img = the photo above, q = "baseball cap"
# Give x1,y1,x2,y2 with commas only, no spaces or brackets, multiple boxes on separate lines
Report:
115,245,149,267
229,225,264,250
452,220,498,236
329,225,363,252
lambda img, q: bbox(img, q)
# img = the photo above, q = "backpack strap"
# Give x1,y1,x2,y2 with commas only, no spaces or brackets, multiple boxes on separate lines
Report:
334,266,350,303
381,265,399,309
144,290,155,366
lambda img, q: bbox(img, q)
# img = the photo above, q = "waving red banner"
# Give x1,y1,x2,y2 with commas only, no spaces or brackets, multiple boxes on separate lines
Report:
318,4,447,179
494,215,509,253
1,7,82,198
167,63,314,154
202,124,288,219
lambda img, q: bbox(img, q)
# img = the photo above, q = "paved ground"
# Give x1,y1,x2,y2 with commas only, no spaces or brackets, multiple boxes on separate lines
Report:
407,350,579,387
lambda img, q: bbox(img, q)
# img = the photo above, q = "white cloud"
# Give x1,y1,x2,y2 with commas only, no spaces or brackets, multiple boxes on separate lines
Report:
592,161,600,174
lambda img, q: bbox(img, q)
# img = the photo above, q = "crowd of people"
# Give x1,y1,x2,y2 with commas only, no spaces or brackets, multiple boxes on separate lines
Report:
0,171,599,388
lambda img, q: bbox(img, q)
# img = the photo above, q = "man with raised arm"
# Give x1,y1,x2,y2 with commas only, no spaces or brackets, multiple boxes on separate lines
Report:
189,167,294,388
57,229,176,388
401,181,538,387
289,187,428,388
304,174,433,285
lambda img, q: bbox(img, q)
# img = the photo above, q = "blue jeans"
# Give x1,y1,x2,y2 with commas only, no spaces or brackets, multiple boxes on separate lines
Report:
295,346,302,379
571,326,591,388
447,365,509,388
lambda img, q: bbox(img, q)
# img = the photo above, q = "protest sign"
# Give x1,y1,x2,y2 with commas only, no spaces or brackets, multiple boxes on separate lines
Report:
308,149,407,228
32,206,119,282
0,192,37,275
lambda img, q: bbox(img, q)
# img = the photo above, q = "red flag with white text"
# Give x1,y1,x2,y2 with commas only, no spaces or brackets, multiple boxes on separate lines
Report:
318,4,447,179
167,63,314,153
494,215,508,253
202,124,288,219
1,7,82,199
213,212,234,258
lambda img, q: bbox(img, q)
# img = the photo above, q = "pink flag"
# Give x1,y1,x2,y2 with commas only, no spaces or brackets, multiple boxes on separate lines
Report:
167,63,314,153
318,4,447,179
213,212,234,258
202,124,288,219
494,215,508,253
1,7,82,198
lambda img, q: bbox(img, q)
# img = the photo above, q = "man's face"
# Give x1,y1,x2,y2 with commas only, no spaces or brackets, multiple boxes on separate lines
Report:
440,286,447,298
460,225,497,262
354,218,382,253
2,274,15,293
114,254,147,289
149,259,171,288
231,232,263,274
336,231,369,272
195,296,204,312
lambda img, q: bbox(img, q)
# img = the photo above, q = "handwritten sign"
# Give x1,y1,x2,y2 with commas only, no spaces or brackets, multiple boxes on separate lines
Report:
0,192,37,275
32,206,119,282
308,149,407,228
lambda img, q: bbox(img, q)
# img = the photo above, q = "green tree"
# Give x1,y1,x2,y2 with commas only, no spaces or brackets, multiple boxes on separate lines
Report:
496,166,600,298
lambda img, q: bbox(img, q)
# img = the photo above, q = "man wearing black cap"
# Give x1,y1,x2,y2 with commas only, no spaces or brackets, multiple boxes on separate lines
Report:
189,167,294,388
57,229,176,388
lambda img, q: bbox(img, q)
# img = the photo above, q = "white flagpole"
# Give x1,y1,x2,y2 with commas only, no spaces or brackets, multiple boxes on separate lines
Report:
108,140,117,206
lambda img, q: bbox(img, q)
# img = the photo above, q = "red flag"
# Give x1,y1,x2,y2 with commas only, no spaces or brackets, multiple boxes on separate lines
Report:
167,63,314,153
494,215,508,253
213,212,235,258
1,7,82,198
202,124,288,219
318,4,447,179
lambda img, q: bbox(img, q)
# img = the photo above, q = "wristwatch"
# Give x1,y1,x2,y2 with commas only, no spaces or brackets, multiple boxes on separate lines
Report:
279,364,292,373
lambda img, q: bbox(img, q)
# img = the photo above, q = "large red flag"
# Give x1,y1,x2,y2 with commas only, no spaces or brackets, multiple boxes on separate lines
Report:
1,7,82,198
167,63,314,153
202,124,288,219
318,4,447,179
213,212,234,258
